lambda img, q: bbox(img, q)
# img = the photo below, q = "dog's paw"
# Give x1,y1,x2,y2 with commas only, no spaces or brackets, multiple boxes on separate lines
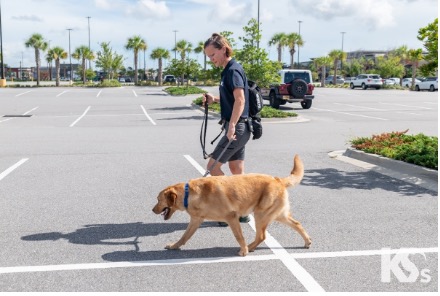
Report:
165,243,181,250
238,247,249,257
304,239,312,249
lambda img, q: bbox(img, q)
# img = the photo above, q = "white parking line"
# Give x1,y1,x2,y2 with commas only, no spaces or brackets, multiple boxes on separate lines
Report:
333,103,386,111
183,154,325,292
133,90,138,97
380,102,432,110
140,105,156,125
312,107,389,121
69,106,91,127
23,106,39,115
15,90,32,97
97,90,102,98
0,158,29,181
56,90,69,97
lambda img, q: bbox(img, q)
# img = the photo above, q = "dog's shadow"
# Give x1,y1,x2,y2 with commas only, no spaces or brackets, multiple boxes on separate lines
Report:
21,222,247,260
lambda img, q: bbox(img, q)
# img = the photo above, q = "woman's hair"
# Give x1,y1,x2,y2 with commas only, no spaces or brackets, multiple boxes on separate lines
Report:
204,33,233,57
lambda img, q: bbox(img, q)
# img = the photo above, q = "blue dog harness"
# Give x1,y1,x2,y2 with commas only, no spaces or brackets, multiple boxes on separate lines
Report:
184,183,189,209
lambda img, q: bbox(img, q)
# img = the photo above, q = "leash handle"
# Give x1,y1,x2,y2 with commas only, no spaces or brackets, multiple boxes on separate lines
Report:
203,138,234,177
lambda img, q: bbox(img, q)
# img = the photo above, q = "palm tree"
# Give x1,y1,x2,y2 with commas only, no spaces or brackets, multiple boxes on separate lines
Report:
25,33,48,86
408,48,423,90
194,41,207,71
72,46,95,84
391,45,410,86
46,47,67,86
150,48,170,85
173,39,193,85
314,56,332,86
286,33,303,68
268,33,288,63
125,36,147,84
328,49,346,84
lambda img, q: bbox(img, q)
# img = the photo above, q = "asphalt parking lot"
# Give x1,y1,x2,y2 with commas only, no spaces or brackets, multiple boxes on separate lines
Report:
0,86,437,292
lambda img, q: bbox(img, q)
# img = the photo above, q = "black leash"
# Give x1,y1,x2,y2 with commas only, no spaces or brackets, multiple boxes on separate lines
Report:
200,103,210,159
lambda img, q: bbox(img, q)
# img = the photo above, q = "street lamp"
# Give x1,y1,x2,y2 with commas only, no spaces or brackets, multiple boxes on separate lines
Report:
297,20,302,68
67,28,73,83
341,32,346,75
0,0,5,87
86,16,91,69
173,30,178,60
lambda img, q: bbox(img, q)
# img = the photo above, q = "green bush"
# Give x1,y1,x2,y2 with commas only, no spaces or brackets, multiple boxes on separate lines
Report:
165,86,206,95
350,130,438,170
192,97,297,118
96,79,121,87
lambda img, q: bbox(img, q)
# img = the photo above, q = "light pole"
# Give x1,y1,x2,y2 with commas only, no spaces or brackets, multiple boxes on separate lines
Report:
86,16,91,69
297,20,302,68
341,32,346,76
0,0,5,87
173,30,178,60
257,0,260,49
67,28,73,83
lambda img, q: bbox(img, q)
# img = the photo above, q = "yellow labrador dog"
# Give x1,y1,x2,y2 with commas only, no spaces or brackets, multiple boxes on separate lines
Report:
152,155,311,256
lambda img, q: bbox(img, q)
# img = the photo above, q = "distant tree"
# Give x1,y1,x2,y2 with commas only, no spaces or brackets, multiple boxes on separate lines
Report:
235,18,281,87
390,45,410,85
328,49,346,84
72,45,95,83
125,36,147,84
194,41,207,71
46,47,67,86
173,40,193,86
417,18,438,76
286,33,303,68
268,32,288,63
314,56,332,86
408,48,424,89
376,55,405,80
150,48,170,85
25,33,48,86
95,42,124,80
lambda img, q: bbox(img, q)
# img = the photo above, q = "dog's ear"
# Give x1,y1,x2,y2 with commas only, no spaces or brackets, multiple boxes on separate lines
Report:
165,188,177,206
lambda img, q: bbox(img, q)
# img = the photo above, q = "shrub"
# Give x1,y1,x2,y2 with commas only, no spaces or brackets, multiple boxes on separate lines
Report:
96,79,121,87
350,130,438,170
165,86,206,95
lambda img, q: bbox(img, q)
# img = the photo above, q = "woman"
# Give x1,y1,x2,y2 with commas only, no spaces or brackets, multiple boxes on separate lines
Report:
203,33,251,225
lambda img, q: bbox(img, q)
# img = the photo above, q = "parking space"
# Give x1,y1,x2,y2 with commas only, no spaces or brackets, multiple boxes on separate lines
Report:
0,86,437,292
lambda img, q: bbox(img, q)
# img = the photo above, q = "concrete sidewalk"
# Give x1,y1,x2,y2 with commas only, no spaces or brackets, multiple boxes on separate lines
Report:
329,148,438,192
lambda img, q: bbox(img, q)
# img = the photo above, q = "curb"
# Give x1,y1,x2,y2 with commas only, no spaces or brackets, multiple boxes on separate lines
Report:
329,148,438,192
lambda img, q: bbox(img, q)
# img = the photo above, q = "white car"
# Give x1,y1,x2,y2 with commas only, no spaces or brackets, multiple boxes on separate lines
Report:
402,78,421,88
350,74,383,90
415,77,438,92
384,77,400,85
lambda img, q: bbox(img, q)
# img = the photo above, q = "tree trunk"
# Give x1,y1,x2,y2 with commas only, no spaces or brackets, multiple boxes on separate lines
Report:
290,48,295,68
35,48,40,86
277,45,282,62
321,66,326,87
82,58,86,84
56,59,60,87
134,52,138,84
158,59,163,86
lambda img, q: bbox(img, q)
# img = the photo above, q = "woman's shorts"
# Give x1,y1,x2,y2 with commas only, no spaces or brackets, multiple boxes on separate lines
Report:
210,120,251,163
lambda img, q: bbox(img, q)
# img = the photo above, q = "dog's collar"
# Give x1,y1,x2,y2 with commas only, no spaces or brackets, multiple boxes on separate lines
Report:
184,183,189,209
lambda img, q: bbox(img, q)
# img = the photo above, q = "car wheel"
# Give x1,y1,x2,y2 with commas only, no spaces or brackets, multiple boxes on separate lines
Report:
350,83,354,89
415,85,420,91
301,100,312,109
269,92,280,109
376,87,381,90
362,83,367,90
289,79,308,98
429,85,435,92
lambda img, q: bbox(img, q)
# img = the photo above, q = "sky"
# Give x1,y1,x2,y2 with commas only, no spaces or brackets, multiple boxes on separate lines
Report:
1,0,438,70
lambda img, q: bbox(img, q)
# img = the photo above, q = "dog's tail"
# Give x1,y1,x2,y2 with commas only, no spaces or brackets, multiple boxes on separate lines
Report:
281,154,304,188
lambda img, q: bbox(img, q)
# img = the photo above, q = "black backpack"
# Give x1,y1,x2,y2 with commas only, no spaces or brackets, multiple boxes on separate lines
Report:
248,80,263,140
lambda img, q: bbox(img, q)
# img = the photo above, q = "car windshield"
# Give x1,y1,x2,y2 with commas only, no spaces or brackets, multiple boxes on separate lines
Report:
284,72,311,83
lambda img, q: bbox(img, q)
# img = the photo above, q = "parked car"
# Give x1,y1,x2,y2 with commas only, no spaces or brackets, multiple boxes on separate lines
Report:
402,78,421,88
118,77,125,83
350,74,383,90
164,75,176,83
384,77,400,85
415,77,438,92
325,75,345,84
125,77,133,83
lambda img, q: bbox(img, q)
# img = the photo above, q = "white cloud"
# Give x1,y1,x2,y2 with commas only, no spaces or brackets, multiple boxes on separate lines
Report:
289,0,395,29
94,0,112,10
209,0,252,24
11,15,44,22
125,0,171,19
